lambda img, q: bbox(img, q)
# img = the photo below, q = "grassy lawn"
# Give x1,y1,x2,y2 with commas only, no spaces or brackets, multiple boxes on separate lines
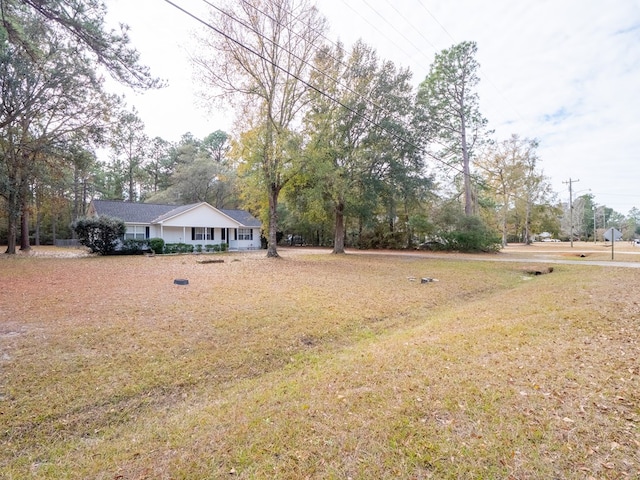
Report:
1,248,639,479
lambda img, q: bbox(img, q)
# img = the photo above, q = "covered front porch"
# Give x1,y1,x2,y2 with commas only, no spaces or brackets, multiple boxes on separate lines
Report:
154,225,261,251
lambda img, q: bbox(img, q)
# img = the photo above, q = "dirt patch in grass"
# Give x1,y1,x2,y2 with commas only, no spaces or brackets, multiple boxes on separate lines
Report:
1,248,638,478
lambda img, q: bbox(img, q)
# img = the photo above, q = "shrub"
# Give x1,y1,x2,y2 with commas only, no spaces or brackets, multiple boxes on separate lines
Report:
194,244,202,253
220,242,228,252
119,239,149,255
71,215,126,255
164,243,194,254
436,215,501,253
148,238,164,254
356,226,405,250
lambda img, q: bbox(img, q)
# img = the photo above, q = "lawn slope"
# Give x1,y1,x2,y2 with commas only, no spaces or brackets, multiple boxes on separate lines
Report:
1,252,638,478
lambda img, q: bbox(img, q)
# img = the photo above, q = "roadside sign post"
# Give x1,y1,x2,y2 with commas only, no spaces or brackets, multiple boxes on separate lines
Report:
604,227,622,260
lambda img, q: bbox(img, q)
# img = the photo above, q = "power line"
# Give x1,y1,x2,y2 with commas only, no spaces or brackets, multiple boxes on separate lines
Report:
409,1,525,125
163,0,469,178
360,0,436,67
416,2,457,45
164,3,418,151
382,0,439,54
337,0,421,66
212,0,402,125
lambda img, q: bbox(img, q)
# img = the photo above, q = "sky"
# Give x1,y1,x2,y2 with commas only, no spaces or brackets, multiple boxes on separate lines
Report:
105,0,640,215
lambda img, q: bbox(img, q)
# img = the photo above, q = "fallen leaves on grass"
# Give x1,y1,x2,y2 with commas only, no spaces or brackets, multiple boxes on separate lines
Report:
0,250,638,479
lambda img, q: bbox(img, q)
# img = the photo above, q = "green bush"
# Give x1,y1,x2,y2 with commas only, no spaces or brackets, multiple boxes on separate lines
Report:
148,238,164,254
356,226,405,250
119,238,149,255
71,215,126,255
164,243,194,254
436,215,501,253
220,242,228,252
194,244,202,253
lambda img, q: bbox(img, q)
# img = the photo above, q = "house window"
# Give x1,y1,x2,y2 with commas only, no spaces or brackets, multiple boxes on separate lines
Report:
192,227,212,241
125,225,147,240
238,228,253,240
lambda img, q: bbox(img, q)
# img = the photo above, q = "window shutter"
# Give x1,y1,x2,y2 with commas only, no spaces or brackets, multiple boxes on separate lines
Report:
222,229,225,241
191,228,195,241
211,228,214,240
145,226,150,239
234,229,237,241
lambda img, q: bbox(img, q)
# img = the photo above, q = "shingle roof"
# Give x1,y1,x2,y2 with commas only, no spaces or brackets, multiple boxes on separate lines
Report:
90,200,261,227
220,209,263,228
90,200,178,223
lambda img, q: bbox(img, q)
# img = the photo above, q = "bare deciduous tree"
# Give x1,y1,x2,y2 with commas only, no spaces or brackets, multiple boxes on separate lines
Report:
193,0,327,257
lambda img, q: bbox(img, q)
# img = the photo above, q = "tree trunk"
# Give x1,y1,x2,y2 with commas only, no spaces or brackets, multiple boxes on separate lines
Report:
52,212,57,243
34,186,41,246
501,197,508,247
333,201,345,254
5,187,18,254
266,183,280,258
460,107,473,216
73,163,81,221
20,207,31,251
462,150,473,216
35,210,41,246
128,166,135,202
524,196,532,245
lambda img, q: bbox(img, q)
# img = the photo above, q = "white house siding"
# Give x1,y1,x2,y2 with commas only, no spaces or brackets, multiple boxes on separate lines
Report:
231,228,261,250
150,225,163,238
161,204,238,228
158,226,260,249
160,227,190,244
157,227,223,245
158,227,262,250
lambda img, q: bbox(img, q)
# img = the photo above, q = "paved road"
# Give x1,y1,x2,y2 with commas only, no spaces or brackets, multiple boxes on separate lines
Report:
445,255,640,269
334,248,640,269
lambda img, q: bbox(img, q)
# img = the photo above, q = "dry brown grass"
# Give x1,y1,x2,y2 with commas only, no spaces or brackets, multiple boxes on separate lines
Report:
1,247,639,479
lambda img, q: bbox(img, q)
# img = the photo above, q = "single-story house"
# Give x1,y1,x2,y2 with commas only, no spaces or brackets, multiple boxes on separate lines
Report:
87,199,262,250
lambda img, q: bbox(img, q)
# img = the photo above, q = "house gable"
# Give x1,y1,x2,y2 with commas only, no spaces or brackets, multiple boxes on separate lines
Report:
158,203,241,228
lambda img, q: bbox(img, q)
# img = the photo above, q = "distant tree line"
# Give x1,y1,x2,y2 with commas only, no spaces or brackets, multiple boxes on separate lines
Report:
1,0,637,255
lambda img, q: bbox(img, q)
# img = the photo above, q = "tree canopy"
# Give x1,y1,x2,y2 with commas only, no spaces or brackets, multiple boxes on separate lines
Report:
416,41,489,216
0,0,161,89
194,0,327,257
1,2,636,253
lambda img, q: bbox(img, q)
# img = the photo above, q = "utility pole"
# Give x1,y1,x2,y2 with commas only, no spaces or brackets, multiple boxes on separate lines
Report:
563,178,579,248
